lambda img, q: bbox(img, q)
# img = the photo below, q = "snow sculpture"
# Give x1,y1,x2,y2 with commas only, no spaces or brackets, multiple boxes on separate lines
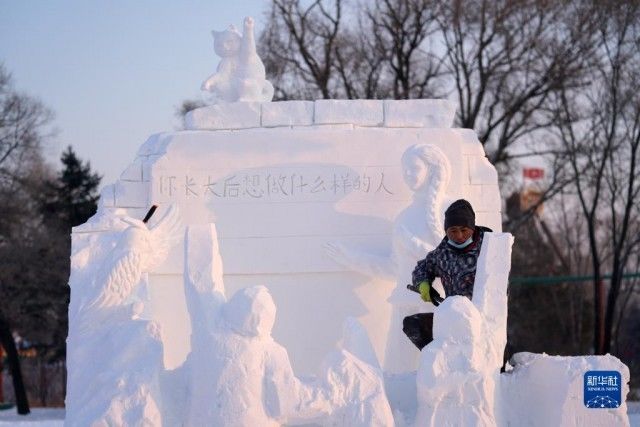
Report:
326,143,452,373
181,223,393,426
183,224,330,425
415,296,497,426
66,206,181,427
137,99,494,373
188,285,332,425
182,224,228,424
318,318,395,427
201,16,274,103
70,92,634,426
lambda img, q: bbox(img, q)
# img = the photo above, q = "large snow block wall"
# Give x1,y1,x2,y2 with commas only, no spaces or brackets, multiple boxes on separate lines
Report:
95,99,502,375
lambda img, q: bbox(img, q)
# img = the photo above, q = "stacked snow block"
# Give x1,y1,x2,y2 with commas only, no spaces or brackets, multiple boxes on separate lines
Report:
473,233,514,370
99,145,160,220
184,99,457,130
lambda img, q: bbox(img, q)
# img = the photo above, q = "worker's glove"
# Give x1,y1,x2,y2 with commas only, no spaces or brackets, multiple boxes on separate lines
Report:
418,281,432,302
407,280,443,306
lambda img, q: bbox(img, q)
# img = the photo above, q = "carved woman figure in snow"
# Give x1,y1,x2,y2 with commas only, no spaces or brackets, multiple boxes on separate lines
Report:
326,144,452,373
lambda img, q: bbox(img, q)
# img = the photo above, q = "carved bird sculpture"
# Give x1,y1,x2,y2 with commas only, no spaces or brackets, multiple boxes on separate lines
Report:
84,205,181,313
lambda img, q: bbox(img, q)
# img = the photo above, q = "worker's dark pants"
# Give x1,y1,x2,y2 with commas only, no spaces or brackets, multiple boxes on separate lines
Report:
402,313,434,350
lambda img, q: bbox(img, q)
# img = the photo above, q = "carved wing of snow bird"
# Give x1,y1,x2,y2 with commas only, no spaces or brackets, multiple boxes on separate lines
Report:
88,205,182,311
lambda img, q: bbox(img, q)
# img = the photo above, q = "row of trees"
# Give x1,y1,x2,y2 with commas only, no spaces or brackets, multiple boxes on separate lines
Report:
0,64,101,412
255,0,640,370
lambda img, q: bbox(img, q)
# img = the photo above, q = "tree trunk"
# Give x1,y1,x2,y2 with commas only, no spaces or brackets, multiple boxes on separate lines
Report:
39,356,47,406
0,314,30,414
595,278,606,355
603,270,622,355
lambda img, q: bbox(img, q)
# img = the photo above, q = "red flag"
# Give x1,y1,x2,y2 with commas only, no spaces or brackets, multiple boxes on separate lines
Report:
523,167,544,180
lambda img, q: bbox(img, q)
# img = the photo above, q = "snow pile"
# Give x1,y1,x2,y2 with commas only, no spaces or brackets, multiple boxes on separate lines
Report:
502,352,630,427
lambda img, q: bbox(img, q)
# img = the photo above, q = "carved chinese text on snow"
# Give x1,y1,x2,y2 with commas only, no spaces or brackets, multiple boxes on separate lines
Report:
154,166,400,202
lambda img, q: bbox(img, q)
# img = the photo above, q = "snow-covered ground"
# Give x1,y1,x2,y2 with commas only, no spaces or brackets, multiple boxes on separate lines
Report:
1,403,639,426
630,402,640,427
0,408,64,426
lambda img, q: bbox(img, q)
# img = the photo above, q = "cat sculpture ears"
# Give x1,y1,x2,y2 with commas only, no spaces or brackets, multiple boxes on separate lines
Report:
211,24,241,38
201,17,274,105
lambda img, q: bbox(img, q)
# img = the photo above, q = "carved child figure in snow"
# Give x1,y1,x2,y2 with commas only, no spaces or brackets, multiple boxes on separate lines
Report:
188,286,331,426
182,225,394,426
201,17,274,103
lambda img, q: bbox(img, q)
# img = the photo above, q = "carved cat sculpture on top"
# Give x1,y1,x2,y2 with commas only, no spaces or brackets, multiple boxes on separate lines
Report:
201,17,274,103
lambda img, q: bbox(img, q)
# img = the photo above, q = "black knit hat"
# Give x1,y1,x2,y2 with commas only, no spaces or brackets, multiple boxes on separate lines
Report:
444,199,476,230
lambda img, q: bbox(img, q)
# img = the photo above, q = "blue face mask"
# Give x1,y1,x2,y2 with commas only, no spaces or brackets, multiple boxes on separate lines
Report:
447,236,473,249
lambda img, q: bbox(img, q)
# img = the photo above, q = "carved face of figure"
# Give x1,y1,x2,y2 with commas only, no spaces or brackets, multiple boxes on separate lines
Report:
402,154,428,191
213,28,242,57
223,286,276,337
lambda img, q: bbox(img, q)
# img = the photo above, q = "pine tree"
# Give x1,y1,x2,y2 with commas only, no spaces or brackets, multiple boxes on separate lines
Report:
42,146,102,230
1,146,103,406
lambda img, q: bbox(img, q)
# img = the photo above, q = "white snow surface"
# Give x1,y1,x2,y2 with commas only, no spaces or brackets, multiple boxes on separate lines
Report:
502,352,631,426
0,408,64,426
3,403,640,426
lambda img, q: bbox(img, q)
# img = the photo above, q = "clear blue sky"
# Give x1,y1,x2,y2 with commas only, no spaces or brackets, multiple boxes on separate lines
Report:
0,0,267,184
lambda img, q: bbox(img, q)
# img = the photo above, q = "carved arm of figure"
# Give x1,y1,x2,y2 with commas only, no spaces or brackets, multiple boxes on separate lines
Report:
201,73,221,92
264,344,332,424
238,16,274,101
324,242,395,280
242,17,257,57
396,224,436,260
